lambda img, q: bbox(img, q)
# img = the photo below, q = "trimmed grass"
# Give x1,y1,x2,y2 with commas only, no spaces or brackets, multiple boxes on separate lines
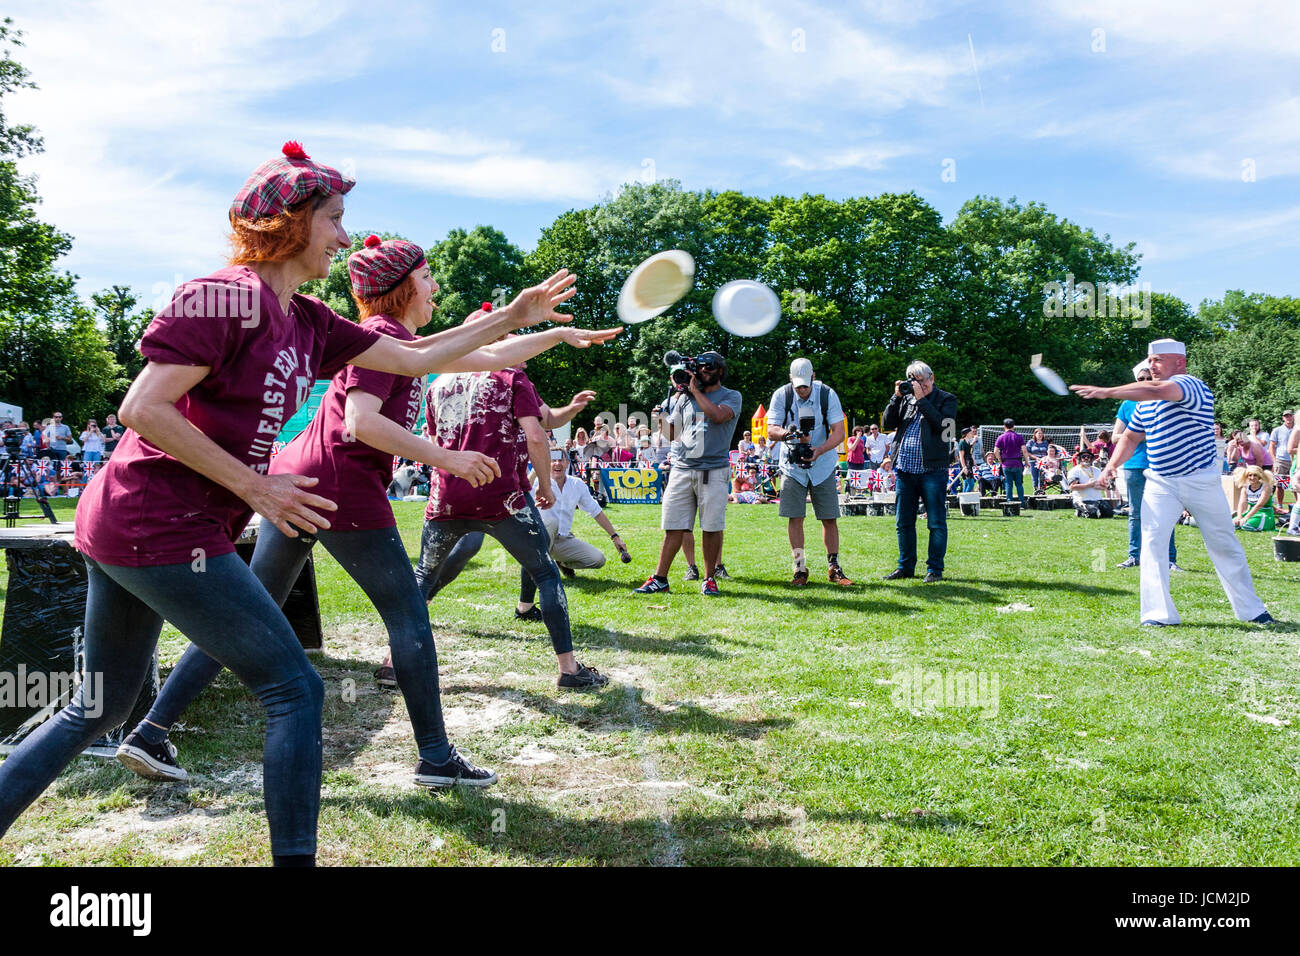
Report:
1,496,1298,865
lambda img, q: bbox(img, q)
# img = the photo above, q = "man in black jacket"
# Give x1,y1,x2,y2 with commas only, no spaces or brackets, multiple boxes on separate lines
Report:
881,361,958,582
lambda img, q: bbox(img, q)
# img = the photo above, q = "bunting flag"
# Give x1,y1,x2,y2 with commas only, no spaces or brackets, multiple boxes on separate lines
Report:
60,460,74,479
849,469,872,490
33,459,53,480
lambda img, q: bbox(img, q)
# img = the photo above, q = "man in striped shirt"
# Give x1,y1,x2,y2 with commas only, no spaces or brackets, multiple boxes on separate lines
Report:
1072,338,1272,626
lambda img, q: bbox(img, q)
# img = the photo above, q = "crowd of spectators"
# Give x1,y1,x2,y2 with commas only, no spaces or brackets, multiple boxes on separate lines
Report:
1,411,124,500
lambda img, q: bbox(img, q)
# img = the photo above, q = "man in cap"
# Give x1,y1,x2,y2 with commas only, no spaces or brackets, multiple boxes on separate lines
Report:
766,358,852,586
1110,358,1180,570
636,351,741,596
1072,339,1273,626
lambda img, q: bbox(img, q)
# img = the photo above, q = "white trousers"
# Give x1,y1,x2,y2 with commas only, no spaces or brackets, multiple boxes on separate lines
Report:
1139,466,1267,624
539,510,606,570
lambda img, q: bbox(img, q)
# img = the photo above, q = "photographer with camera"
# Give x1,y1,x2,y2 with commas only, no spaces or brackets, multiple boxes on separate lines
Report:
635,350,741,596
882,361,958,583
766,358,852,587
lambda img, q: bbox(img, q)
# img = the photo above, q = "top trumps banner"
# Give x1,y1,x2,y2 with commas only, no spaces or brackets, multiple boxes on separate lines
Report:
598,467,664,504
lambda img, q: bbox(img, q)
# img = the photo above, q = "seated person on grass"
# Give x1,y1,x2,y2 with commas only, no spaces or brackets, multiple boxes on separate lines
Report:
1233,465,1275,532
1036,446,1065,491
730,463,777,503
868,456,897,493
975,453,1001,495
1066,449,1113,517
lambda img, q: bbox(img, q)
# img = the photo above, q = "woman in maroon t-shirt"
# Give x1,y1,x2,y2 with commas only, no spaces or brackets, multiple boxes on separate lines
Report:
0,145,612,867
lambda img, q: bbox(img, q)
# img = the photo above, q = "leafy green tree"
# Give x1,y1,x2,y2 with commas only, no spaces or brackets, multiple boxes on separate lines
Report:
1190,291,1300,429
942,196,1143,425
0,19,121,425
425,225,524,333
92,285,151,391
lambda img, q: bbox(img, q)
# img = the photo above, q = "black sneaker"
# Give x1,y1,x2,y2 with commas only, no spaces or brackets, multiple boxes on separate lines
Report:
683,564,700,581
559,564,576,579
558,663,610,689
713,563,731,581
413,746,498,789
883,569,914,580
116,732,188,783
635,576,670,594
1250,611,1276,624
923,571,943,583
1115,557,1139,569
514,605,544,622
374,662,398,690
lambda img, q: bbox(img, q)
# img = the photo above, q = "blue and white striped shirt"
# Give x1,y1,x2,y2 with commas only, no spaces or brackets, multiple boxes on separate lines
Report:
1128,374,1217,477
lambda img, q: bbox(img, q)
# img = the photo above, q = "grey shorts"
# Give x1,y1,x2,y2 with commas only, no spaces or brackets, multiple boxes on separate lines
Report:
779,472,840,520
661,466,730,532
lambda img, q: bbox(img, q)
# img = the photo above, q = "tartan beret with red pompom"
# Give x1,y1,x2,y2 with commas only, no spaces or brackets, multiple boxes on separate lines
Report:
229,141,355,222
348,235,428,299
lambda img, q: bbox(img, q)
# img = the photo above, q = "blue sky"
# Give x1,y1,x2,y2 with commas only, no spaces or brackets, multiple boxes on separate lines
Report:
11,0,1299,314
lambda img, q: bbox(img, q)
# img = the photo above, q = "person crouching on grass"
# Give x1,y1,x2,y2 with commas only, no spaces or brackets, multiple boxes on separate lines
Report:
113,236,616,792
0,142,594,867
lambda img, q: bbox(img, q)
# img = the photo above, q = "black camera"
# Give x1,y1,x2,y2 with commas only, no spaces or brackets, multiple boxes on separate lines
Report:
2,426,23,460
898,379,915,396
663,350,716,390
787,413,817,469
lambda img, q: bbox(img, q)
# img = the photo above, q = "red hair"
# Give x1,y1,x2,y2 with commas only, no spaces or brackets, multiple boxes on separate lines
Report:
228,192,328,265
353,273,418,320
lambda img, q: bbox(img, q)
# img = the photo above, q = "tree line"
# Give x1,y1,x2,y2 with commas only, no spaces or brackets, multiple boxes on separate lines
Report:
2,18,1296,433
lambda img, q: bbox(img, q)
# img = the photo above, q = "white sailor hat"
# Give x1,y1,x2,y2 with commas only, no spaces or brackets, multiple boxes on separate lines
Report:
1147,338,1185,356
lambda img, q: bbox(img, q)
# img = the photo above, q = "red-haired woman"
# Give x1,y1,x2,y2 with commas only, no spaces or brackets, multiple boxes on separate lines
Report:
116,237,612,792
0,144,613,866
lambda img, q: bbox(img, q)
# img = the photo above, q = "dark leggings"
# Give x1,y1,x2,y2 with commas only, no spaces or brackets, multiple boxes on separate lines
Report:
0,553,323,857
137,525,451,765
415,503,573,656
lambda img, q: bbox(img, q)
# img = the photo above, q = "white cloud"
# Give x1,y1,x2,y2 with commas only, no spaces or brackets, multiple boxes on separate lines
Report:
1134,204,1300,266
360,153,632,203
1042,0,1300,58
589,0,969,115
782,144,915,171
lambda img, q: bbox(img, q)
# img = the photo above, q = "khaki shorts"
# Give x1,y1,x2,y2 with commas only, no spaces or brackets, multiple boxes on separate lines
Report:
778,472,841,520
661,466,730,532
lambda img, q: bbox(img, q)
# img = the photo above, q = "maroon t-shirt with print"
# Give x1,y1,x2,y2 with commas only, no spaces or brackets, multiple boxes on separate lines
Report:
423,369,542,522
271,314,423,531
74,266,380,566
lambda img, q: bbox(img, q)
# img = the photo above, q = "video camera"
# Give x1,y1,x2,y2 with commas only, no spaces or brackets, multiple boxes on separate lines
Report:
1,424,24,461
787,413,817,469
663,350,718,391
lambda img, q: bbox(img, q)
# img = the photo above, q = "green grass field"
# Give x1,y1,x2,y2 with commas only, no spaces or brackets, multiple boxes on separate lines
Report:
1,496,1297,866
